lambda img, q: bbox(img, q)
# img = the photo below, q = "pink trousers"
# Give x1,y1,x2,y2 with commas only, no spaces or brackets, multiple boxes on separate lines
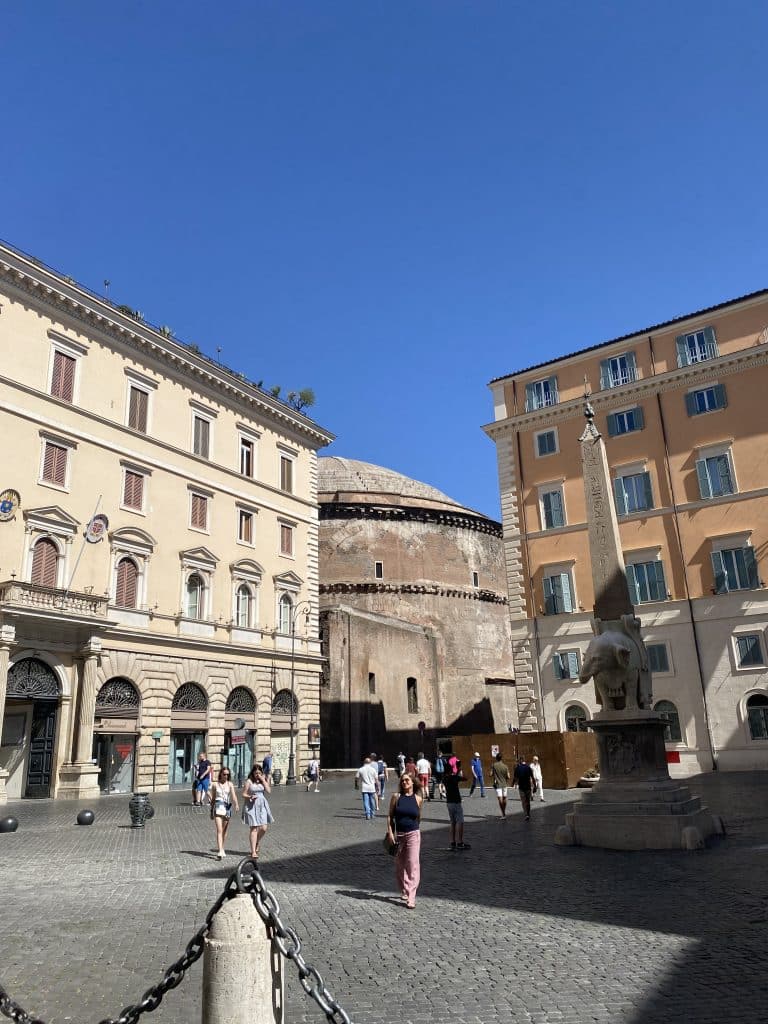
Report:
395,829,421,905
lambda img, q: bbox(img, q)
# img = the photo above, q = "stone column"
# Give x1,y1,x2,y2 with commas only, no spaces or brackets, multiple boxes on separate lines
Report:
0,624,16,805
57,638,102,800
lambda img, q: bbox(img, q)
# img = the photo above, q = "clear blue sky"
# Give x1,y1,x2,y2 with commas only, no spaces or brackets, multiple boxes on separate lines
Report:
4,2,767,518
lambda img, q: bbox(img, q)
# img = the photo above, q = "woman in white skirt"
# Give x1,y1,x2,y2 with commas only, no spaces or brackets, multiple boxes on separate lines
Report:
210,767,239,859
241,764,273,860
531,756,545,801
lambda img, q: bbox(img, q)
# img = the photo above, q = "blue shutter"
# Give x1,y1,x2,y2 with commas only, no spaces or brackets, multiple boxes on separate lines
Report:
614,477,627,516
550,490,564,527
568,652,580,678
717,455,733,494
560,572,573,613
642,472,653,510
542,491,552,528
634,406,645,430
713,383,727,410
676,335,689,368
599,359,611,390
744,547,759,589
607,413,618,437
649,561,666,601
696,459,712,499
543,576,554,614
710,551,727,594
552,653,562,679
525,383,536,412
704,326,718,359
626,564,640,605
625,351,637,382
685,392,698,416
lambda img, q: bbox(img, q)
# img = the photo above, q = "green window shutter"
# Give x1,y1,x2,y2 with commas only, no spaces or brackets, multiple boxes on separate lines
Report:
543,576,554,614
744,547,759,589
696,459,712,499
599,359,611,389
635,406,645,430
649,561,666,601
713,383,727,409
642,471,653,510
685,392,698,416
525,383,536,411
567,652,580,678
607,413,618,437
550,490,564,527
704,325,718,358
560,572,573,613
548,376,558,403
552,653,564,679
542,491,552,528
626,564,640,605
613,477,627,516
717,455,734,494
710,551,727,594
675,335,689,367
625,351,637,381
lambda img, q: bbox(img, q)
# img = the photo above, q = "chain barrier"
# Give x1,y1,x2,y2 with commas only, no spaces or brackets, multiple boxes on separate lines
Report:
0,859,354,1024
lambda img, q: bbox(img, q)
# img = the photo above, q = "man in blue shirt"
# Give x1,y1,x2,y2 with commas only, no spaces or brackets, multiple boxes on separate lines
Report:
469,752,486,797
262,751,273,782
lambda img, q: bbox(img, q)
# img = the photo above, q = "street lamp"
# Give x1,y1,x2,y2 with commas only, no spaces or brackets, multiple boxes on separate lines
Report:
286,599,312,785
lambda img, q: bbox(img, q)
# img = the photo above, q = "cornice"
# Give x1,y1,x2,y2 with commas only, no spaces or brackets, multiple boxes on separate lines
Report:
483,341,768,438
318,501,503,537
0,245,334,449
319,581,509,604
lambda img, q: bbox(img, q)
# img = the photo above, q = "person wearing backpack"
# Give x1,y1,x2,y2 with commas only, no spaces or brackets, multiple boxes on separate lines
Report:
434,753,445,800
377,756,389,801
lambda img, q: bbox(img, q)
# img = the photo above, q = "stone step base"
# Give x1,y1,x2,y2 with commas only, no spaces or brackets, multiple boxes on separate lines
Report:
556,801,725,851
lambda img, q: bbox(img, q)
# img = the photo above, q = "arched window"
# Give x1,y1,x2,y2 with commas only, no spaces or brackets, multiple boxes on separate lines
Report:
272,689,298,716
31,538,59,588
747,694,768,740
654,700,682,742
115,557,139,608
236,584,252,628
565,705,588,732
186,573,204,619
96,678,140,718
172,682,208,711
7,658,60,700
226,687,256,713
278,593,293,634
407,677,418,714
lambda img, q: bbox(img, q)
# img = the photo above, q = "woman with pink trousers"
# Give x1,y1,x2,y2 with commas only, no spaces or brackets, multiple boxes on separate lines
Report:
386,773,423,909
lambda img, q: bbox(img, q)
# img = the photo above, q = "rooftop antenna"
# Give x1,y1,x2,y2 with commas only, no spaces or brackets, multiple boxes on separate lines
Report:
104,279,111,299
216,346,222,360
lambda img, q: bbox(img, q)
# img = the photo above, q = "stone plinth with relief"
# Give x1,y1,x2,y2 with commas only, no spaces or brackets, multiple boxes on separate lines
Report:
555,401,723,851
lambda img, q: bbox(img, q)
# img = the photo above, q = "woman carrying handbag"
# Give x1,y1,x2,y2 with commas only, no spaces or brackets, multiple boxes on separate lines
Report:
386,772,423,909
210,767,239,859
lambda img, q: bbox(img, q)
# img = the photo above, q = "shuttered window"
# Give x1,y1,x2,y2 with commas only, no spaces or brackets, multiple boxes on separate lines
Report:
42,442,68,486
193,416,210,458
191,493,208,531
543,572,573,614
553,651,580,679
51,351,76,402
115,558,139,608
128,387,149,432
238,510,253,544
122,470,144,510
31,538,58,587
280,523,294,556
613,472,653,516
280,455,294,493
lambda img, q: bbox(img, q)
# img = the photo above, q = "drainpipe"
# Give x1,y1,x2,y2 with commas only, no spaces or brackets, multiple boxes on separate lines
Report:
649,334,718,769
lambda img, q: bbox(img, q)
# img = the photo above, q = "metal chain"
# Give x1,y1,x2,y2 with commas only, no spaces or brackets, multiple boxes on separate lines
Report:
0,860,354,1024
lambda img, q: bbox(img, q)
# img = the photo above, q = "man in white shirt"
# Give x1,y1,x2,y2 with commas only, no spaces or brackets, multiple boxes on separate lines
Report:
356,757,379,819
415,752,432,801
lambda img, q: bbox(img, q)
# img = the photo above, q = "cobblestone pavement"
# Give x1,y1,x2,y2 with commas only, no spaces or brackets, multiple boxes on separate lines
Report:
1,772,767,1024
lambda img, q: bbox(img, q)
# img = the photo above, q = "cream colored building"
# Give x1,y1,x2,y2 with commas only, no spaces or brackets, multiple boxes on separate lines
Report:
485,288,768,775
0,241,333,801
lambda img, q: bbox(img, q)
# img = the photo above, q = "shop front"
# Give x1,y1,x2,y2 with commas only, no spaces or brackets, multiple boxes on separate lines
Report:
222,685,258,786
92,677,140,794
168,682,208,789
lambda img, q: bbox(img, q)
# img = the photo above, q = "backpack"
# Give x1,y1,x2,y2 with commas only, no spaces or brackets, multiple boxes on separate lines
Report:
377,760,385,777
435,756,445,773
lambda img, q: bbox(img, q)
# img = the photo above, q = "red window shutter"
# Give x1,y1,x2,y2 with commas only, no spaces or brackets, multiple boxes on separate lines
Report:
116,558,138,608
51,351,75,402
123,471,143,509
31,539,58,587
129,388,148,432
191,494,207,530
280,524,293,556
43,443,67,485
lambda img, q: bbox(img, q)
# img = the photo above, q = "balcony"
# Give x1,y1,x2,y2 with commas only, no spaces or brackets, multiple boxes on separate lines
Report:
0,580,109,620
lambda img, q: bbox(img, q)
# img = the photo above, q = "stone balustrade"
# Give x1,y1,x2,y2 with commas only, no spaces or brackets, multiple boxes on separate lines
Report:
0,580,109,618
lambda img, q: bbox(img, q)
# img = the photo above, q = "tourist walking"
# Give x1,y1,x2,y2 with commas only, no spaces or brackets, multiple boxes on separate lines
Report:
531,755,545,801
306,755,320,792
193,751,212,807
396,751,406,777
469,752,486,797
386,771,423,909
242,765,273,859
210,767,239,859
377,755,389,801
434,752,445,798
513,757,535,821
357,756,380,819
415,752,432,800
404,754,418,778
491,752,510,818
443,759,470,851
261,751,273,783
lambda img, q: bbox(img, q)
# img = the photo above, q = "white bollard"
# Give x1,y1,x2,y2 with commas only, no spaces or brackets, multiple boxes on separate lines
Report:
202,893,284,1024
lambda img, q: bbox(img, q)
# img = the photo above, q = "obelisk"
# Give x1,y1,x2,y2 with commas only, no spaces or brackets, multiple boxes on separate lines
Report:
554,400,723,850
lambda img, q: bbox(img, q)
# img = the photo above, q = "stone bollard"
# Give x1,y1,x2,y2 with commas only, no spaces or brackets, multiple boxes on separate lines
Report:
202,893,284,1024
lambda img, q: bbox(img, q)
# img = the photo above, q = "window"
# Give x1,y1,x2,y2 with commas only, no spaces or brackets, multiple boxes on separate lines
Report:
368,672,376,695
238,509,254,545
280,523,294,557
240,437,254,477
607,407,644,437
647,644,670,674
190,493,209,531
192,414,211,458
278,593,293,634
697,453,735,499
736,634,764,668
553,651,580,680
711,546,758,593
535,429,558,456
540,488,565,530
600,352,637,389
654,700,682,742
747,694,768,740
127,386,149,433
676,327,718,367
543,571,574,614
565,705,588,732
115,558,139,608
374,561,384,580
472,570,480,589
30,538,59,588
626,560,667,603
685,384,727,416
236,584,253,628
407,677,418,713
614,471,653,516
50,350,76,402
280,455,294,493
41,440,68,487
525,376,558,411
122,469,145,511
186,573,204,619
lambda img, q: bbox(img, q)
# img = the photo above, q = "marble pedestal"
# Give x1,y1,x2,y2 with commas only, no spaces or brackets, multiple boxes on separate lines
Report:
57,762,101,801
555,713,724,851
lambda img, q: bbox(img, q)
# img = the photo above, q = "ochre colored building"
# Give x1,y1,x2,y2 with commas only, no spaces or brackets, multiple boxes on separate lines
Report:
317,457,519,766
485,288,768,774
0,241,333,801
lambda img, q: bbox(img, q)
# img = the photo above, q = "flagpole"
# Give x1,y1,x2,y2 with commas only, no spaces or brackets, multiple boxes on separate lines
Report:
60,494,103,608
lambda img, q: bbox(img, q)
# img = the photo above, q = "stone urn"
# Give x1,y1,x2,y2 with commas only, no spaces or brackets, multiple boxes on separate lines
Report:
272,768,282,786
128,792,153,828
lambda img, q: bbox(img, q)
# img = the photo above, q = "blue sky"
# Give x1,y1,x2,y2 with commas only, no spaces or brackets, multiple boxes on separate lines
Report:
3,2,767,517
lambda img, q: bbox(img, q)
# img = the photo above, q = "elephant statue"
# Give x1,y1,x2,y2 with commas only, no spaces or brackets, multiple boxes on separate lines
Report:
578,615,653,712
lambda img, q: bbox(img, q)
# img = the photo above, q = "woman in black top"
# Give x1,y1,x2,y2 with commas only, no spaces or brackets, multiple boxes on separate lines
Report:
387,773,423,909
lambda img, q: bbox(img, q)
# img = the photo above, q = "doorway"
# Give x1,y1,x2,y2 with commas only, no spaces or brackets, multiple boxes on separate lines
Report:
93,734,136,794
168,731,206,788
223,731,254,787
25,701,58,798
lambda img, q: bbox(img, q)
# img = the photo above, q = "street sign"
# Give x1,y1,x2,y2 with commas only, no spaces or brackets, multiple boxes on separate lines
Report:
151,730,163,740
231,729,247,745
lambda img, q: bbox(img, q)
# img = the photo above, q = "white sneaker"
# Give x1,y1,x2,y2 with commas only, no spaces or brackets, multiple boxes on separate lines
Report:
217,850,225,859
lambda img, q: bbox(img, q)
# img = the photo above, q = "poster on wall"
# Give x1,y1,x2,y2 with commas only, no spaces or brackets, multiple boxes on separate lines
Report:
307,723,320,747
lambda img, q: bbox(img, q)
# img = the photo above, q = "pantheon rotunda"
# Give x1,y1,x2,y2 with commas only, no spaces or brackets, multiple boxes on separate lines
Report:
318,457,519,766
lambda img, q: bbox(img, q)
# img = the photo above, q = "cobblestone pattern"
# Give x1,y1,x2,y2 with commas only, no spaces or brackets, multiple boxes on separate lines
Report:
0,773,766,1024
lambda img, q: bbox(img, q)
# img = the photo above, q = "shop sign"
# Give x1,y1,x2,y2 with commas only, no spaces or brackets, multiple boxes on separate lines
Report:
491,744,500,757
230,729,247,745
307,723,320,747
